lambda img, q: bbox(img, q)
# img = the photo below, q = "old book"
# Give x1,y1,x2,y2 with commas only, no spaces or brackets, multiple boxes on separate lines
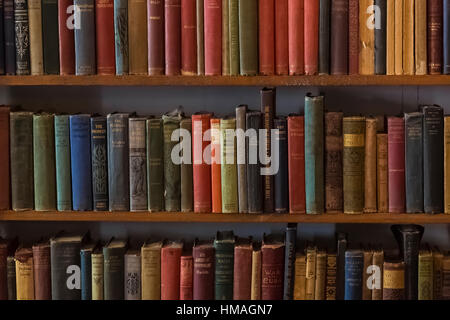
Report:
161,241,183,300
305,94,324,214
54,115,72,211
42,0,59,74
371,248,384,300
148,0,164,75
222,0,230,75
128,0,148,74
325,112,343,213
261,234,284,300
204,0,222,75
288,115,306,214
377,133,388,212
261,88,276,212
362,248,373,300
74,0,95,75
181,118,193,212
147,118,165,212
402,0,414,75
0,1,4,73
275,0,288,75
58,0,75,74
196,0,204,74
304,0,319,75
360,0,376,74
32,242,51,300
348,0,358,74
238,0,258,75
274,118,288,213
259,0,274,75
193,240,214,300
180,251,193,300
236,105,248,213
91,248,104,300
405,113,424,213
0,239,17,300
129,117,148,212
446,117,450,213
214,231,235,300
283,224,296,299
428,0,443,74
181,0,197,75
446,1,450,74
315,250,327,300
386,0,394,74
165,0,181,76
107,113,130,211
211,118,222,213
293,253,306,300
394,0,403,74
15,247,34,300
383,260,405,300
374,0,386,74
415,0,427,75
141,241,162,300
388,117,405,213
364,118,377,212
70,115,93,211
96,0,115,75
442,256,450,299
91,116,108,211
4,0,15,75
287,0,304,75
343,116,365,214
28,0,43,75
418,248,433,300
318,0,330,74
7,255,16,300
229,0,239,75
14,0,30,74
246,112,263,214
103,239,127,300
432,247,443,300
114,0,129,75
336,233,347,300
33,113,56,211
344,250,363,300
124,250,141,300
233,238,252,300
251,243,262,300
80,243,96,300
0,107,10,210
305,246,316,300
325,253,337,300
221,118,238,213
330,0,348,74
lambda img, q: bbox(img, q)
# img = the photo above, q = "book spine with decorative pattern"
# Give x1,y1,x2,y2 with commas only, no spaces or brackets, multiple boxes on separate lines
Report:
14,0,30,75
129,118,148,212
364,118,377,212
383,261,405,300
325,254,337,300
91,252,104,300
124,252,141,300
325,112,343,213
91,117,109,211
114,0,129,75
214,232,235,300
163,115,181,211
348,0,358,74
418,250,433,300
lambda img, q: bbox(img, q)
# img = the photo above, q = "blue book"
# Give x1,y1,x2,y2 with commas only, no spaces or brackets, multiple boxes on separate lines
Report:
344,250,364,300
4,0,15,74
74,0,96,75
445,1,450,74
70,114,93,211
81,243,95,300
114,0,128,75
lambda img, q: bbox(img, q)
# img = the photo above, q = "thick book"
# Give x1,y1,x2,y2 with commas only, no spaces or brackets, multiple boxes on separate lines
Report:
15,247,34,300
196,0,204,74
415,0,427,75
55,115,72,211
91,248,103,300
377,133,389,212
246,112,263,214
214,231,235,300
4,0,15,75
128,0,148,75
74,0,95,75
348,0,358,74
428,0,443,74
304,0,319,75
28,0,43,75
221,118,238,213
180,251,193,300
383,260,405,300
204,0,221,75
258,0,274,75
261,234,284,300
305,246,316,300
91,116,108,211
58,0,75,75
107,113,130,211
336,233,347,300
236,105,247,213
129,117,148,212
148,0,164,75
326,253,337,300
229,0,239,75
445,1,450,74
42,0,59,74
181,0,197,75
293,254,306,300
315,250,327,300
33,113,56,211
344,250,363,300
388,117,405,213
319,0,330,74
261,88,275,212
70,115,93,211
80,243,96,300
211,118,222,213
287,115,305,214
233,238,252,300
274,117,288,213
364,118,377,212
32,242,51,300
251,243,262,300
161,242,183,300
114,0,128,75
193,240,214,300
181,118,193,212
418,248,433,300
141,241,162,300
238,0,257,75
0,107,10,210
103,239,127,300
124,250,141,300
165,0,181,75
222,0,229,75
330,0,348,74
403,0,414,75
14,0,30,75
287,0,304,75
275,0,288,75
359,0,374,75
283,225,296,300
325,112,343,213
374,0,386,74
394,0,403,75
147,118,164,212
95,0,115,75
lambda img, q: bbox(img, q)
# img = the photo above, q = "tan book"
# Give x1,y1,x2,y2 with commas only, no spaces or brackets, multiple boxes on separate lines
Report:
91,248,104,300
305,246,317,300
28,0,44,75
372,248,384,300
376,134,388,212
394,0,403,75
251,245,261,300
432,247,443,300
402,0,414,75
445,117,450,214
293,253,306,300
418,247,433,300
362,248,374,300
128,0,148,75
141,240,162,300
386,0,395,74
415,0,427,74
314,250,327,300
365,118,377,213
15,247,34,300
359,0,374,75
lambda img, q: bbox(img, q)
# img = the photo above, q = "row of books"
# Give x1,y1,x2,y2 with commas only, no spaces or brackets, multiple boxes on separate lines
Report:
2,0,450,77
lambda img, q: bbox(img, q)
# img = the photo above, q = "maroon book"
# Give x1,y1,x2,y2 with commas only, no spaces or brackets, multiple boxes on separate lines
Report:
204,0,222,75
275,0,288,75
181,0,197,75
288,115,306,214
259,0,275,75
32,242,52,300
261,234,285,300
0,106,9,210
58,0,75,75
233,239,252,300
96,0,116,75
180,253,193,300
193,241,214,300
165,0,182,75
348,0,359,75
427,0,443,74
148,0,165,75
388,117,406,213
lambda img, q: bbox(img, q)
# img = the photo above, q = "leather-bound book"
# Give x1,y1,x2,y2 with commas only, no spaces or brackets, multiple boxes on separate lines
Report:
28,0,43,75
432,247,443,300
315,250,326,300
359,0,375,75
196,0,204,74
80,243,96,300
141,241,162,300
96,0,115,75
165,0,181,75
386,0,394,74
422,106,444,214
233,238,252,300
181,0,197,75
58,0,74,75
446,117,450,214
364,118,377,213
221,118,238,213
0,1,4,73
161,241,183,300
325,112,343,213
274,118,288,213
287,0,304,75
238,0,257,75
394,0,402,75
0,107,10,210
0,239,15,300
415,0,427,75
210,118,222,213
304,0,319,75
383,260,405,300
7,255,17,300
129,0,148,74
275,0,288,75
261,234,284,300
114,0,129,75
91,247,104,300
305,94,324,214
330,0,348,74
418,248,433,300
326,253,337,300
204,0,221,75
402,0,414,75
147,118,164,212
293,253,306,300
343,117,365,214
124,250,141,300
32,242,51,300
251,243,262,300
222,0,229,75
15,247,34,300
442,256,450,300
305,246,316,300
428,0,443,74
147,0,164,75
55,115,72,211
33,113,56,211
258,0,274,75
129,117,148,212
336,233,347,300
42,0,59,74
192,113,212,213
193,240,214,300
283,224,296,300
362,249,373,300
91,116,108,211
392,224,424,300
246,112,263,214
180,251,193,300
4,0,15,74
14,0,30,75
374,0,386,74
74,0,95,75
388,117,405,213
372,248,384,300
70,115,93,211
103,239,127,300
288,115,305,214
377,133,388,212
348,0,358,75
236,105,247,213
214,231,235,300
318,0,330,74
344,250,363,300
405,113,424,213
229,0,239,75
445,2,450,74
181,118,193,212
107,113,130,211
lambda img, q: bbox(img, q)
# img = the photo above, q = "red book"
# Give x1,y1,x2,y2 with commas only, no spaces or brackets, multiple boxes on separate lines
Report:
259,0,275,75
96,0,116,75
58,0,75,75
304,0,319,75
288,0,304,75
288,116,306,214
181,0,197,75
193,241,214,300
0,106,9,210
210,118,222,213
192,113,212,213
275,0,289,75
233,239,252,300
161,242,183,300
165,0,182,75
388,117,406,213
180,253,193,300
348,0,359,75
32,243,51,300
204,0,222,75
148,0,165,75
261,235,285,300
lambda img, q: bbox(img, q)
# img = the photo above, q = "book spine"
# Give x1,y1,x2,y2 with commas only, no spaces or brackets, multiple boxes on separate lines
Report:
107,114,130,211
383,261,405,300
325,254,337,300
0,1,4,74
180,255,193,300
403,0,414,75
318,0,330,74
214,238,235,300
293,254,306,299
238,0,257,75
80,250,92,300
348,0,358,75
50,241,82,299
28,0,43,75
304,0,319,75
211,118,222,213
221,118,238,213
0,247,8,299
344,250,363,300
445,118,450,213
261,88,275,212
74,0,96,75
388,117,405,213
204,0,221,75
95,0,116,75
236,106,247,213
428,0,443,74
283,226,297,300
415,0,427,75
386,0,394,74
124,254,141,300
371,250,384,300
14,0,30,74
377,134,388,212
305,95,324,214
161,247,182,300
274,0,288,75
359,0,375,75
445,0,450,74
70,115,93,211
33,114,56,211
274,118,288,213
222,0,229,75
288,116,306,214
305,247,316,300
4,0,15,74
42,0,59,74
246,113,263,213
258,0,274,75
114,0,129,75
181,0,197,75
261,244,284,300
147,119,165,212
58,0,75,75
433,252,443,299
165,0,181,75
103,247,125,300
405,113,424,213
181,119,193,212
15,251,34,300
193,246,215,300
129,0,148,75
330,0,348,74
288,0,304,75
91,117,109,211
7,256,16,300
163,116,181,212
0,108,10,209
91,253,104,300
251,249,261,300
148,0,164,75
374,0,386,74
314,251,326,300
442,259,450,299
196,0,204,74
141,247,161,299
233,245,252,299
362,250,373,300
54,115,72,211
394,0,403,75
364,118,377,212
418,252,433,300
32,245,51,300
325,112,343,213
336,235,347,300
129,118,148,212
229,0,239,75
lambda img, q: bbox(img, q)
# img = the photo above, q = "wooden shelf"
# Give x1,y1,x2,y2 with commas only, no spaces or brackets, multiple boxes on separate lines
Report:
0,211,449,224
1,75,450,86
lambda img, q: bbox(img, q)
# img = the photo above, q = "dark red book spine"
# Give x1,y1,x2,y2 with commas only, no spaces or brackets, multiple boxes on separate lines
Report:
288,116,306,214
161,246,182,300
261,243,285,300
0,244,7,300
288,0,304,75
180,255,193,300
148,0,165,75
96,0,116,75
0,107,9,210
388,117,406,213
181,0,197,75
233,245,252,300
348,0,359,75
58,0,75,75
275,0,288,75
304,0,319,75
165,0,182,75
193,245,214,300
204,0,222,75
428,0,443,74
33,245,51,300
259,0,275,75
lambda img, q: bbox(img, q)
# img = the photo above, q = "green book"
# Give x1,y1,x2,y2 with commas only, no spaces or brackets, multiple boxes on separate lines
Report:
54,115,72,211
222,0,230,75
180,118,193,212
220,117,238,213
238,0,258,76
214,231,235,300
147,118,165,212
418,248,433,300
229,0,239,75
33,113,56,211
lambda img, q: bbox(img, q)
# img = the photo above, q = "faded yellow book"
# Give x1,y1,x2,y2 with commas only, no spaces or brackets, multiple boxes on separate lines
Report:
403,0,415,75
394,0,403,75
386,0,395,74
418,248,433,300
305,246,317,300
415,0,427,74
15,247,34,300
432,247,443,300
293,253,306,300
365,118,377,213
91,250,104,300
359,0,374,75
314,250,327,300
445,117,450,213
141,241,162,300
28,0,44,75
251,247,261,300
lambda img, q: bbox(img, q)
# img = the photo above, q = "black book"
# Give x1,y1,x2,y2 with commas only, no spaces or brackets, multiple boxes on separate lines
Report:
274,117,289,213
103,238,128,300
13,0,30,75
336,232,347,300
42,0,60,74
4,0,15,74
91,116,109,211
214,231,235,300
374,0,387,74
246,111,263,214
319,0,330,74
0,0,5,74
283,224,297,300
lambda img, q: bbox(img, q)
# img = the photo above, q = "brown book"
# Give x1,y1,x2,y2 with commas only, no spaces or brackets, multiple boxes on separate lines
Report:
376,133,389,212
383,260,405,300
358,0,374,75
180,251,193,300
148,0,165,75
251,243,261,300
129,0,148,75
293,253,306,300
314,250,326,300
362,248,373,300
394,0,403,75
330,0,348,75
233,238,252,300
15,247,34,300
305,246,316,300
442,255,450,300
415,0,427,75
348,0,358,75
326,253,337,300
141,241,162,300
325,112,343,213
427,0,443,74
364,118,377,213
432,247,443,300
0,238,17,300
165,0,182,75
372,248,384,300
0,106,10,210
402,0,414,75
32,241,51,300
161,241,183,300
386,0,395,75
261,234,284,300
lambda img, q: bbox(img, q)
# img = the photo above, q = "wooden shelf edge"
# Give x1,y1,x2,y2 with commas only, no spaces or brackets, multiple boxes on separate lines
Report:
0,211,449,224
